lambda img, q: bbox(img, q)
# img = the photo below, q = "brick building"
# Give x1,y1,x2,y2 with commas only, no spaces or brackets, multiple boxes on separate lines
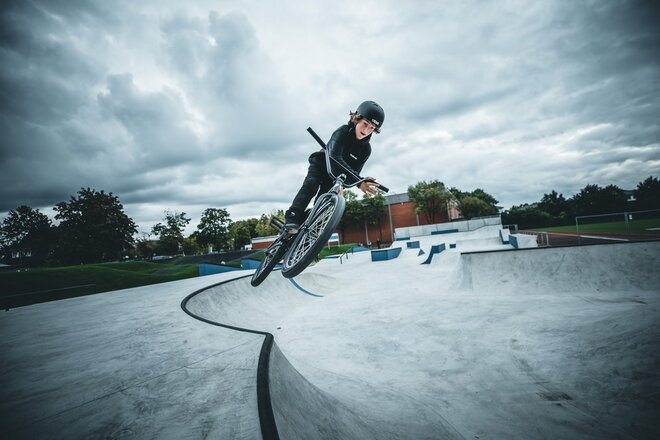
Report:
251,193,461,249
338,193,461,246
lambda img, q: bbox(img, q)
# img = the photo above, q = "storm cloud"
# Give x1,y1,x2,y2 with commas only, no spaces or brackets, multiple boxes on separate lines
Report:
1,0,658,234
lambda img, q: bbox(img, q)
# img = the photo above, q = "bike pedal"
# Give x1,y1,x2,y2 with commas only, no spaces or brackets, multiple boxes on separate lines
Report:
269,216,285,231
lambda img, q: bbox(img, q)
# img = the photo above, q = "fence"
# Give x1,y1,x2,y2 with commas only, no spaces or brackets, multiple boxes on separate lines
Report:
395,215,502,239
575,209,660,245
503,224,519,233
517,230,549,246
519,208,660,247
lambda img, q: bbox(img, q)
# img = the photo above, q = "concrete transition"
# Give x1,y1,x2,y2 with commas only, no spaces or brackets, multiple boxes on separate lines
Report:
1,225,659,439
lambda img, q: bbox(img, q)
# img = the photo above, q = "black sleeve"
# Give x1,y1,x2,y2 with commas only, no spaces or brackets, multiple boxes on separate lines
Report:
353,147,371,177
327,127,362,182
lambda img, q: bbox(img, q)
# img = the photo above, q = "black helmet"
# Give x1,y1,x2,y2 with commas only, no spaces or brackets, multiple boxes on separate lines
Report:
356,101,385,128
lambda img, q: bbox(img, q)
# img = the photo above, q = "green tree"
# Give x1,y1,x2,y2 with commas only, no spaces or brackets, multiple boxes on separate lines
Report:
602,184,629,213
135,233,155,259
255,210,285,237
471,188,499,209
633,176,660,210
181,237,201,256
407,180,452,224
362,193,386,243
571,184,627,216
0,205,55,266
229,220,253,250
243,218,259,238
536,190,572,225
571,184,599,216
501,204,552,229
454,188,499,219
192,208,232,251
151,211,190,255
448,187,466,201
53,188,137,265
457,196,492,219
338,190,363,243
538,190,568,217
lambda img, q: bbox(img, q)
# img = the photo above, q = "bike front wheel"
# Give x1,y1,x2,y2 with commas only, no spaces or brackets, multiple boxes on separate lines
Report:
281,194,345,278
251,234,289,287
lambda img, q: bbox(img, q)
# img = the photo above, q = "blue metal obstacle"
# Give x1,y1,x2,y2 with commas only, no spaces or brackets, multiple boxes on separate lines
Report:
421,244,446,264
371,247,402,262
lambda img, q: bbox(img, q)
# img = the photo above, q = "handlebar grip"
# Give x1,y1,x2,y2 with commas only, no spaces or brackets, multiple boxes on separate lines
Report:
365,179,389,193
307,127,327,149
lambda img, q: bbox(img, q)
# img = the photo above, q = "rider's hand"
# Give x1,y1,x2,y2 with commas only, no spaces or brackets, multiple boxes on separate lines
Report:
359,178,379,197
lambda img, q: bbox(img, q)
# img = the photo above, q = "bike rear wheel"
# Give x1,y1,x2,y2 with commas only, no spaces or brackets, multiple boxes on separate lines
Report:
250,234,289,287
281,194,345,278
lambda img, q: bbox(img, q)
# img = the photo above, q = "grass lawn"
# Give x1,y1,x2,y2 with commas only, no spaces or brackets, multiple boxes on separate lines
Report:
530,218,660,235
0,261,198,306
1,243,363,308
319,243,359,259
250,243,359,261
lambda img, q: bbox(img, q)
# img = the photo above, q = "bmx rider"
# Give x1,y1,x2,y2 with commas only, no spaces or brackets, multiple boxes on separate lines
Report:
284,100,385,233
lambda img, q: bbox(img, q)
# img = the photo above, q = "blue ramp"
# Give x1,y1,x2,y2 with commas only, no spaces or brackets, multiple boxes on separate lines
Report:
198,263,244,276
371,247,402,262
421,244,446,264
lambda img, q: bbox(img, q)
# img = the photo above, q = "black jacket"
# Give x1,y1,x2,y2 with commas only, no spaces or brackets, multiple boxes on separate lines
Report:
309,122,372,185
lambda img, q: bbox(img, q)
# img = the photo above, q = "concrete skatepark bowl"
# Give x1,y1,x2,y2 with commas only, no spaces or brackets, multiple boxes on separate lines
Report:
1,228,659,439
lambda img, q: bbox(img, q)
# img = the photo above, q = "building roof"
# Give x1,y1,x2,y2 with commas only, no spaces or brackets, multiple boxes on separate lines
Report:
382,192,410,205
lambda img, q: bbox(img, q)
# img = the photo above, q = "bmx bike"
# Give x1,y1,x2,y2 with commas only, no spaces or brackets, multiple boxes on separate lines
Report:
250,127,389,287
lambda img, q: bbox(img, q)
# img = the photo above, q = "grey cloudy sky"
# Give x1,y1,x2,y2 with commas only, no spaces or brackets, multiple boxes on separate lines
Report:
1,0,659,235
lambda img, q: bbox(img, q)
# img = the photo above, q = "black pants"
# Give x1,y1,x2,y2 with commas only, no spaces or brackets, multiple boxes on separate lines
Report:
289,159,333,213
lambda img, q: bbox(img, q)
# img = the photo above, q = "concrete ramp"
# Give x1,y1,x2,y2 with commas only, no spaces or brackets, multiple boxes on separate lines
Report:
184,271,463,439
269,342,378,439
186,240,660,440
185,273,316,331
268,342,459,439
455,236,510,252
462,241,660,293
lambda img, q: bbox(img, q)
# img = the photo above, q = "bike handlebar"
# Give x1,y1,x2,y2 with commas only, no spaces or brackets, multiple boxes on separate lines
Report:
307,127,389,193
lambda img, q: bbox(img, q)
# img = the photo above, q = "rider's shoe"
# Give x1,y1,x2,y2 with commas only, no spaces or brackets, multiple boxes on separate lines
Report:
284,224,299,234
284,208,302,234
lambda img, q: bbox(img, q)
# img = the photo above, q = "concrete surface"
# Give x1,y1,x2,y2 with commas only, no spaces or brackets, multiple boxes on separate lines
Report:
1,227,659,439
1,273,265,439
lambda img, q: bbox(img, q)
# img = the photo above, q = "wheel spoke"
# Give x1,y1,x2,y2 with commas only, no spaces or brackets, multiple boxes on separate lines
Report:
253,238,283,280
284,198,338,270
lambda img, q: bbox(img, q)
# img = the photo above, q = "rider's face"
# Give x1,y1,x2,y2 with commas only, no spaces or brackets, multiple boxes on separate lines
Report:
354,118,377,140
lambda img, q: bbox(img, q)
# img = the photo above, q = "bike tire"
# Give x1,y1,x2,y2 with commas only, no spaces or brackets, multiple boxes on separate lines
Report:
281,194,345,278
250,234,289,287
